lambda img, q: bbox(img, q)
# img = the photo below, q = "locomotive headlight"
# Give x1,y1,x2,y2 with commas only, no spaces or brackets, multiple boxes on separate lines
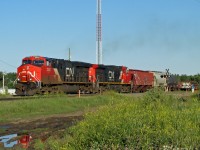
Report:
29,78,32,81
17,78,20,81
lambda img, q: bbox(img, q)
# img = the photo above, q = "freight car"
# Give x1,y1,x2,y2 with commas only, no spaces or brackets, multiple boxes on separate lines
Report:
151,71,167,88
167,75,179,91
123,69,154,92
15,56,156,95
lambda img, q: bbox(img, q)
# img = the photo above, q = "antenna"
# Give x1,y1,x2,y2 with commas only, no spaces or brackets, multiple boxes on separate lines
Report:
68,48,71,61
96,0,102,64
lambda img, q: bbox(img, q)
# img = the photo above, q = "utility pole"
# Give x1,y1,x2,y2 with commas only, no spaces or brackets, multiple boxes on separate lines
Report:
96,0,102,64
2,72,5,94
69,48,71,61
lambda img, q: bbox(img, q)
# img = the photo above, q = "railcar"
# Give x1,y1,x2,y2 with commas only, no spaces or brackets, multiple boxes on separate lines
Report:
167,75,179,91
151,71,167,87
129,70,154,92
15,56,161,95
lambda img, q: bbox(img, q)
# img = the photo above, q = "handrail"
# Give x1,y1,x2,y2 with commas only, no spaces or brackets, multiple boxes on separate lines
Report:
13,73,20,86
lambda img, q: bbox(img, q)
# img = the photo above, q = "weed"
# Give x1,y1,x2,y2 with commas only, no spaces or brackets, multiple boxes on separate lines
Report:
61,89,200,149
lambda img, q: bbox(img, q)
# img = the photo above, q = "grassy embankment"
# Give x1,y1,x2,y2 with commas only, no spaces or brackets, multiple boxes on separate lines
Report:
1,90,200,149
33,89,200,149
0,94,121,123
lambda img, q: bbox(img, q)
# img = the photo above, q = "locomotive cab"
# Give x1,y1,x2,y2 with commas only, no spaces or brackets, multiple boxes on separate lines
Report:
17,56,45,83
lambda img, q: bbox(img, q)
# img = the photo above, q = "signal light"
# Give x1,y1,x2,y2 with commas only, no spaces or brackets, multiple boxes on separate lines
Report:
160,75,170,78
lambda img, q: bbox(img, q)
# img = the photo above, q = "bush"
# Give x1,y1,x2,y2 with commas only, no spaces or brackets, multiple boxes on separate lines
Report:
64,89,200,149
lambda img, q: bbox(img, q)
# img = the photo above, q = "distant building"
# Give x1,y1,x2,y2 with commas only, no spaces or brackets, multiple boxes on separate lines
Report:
0,88,5,94
0,88,16,95
8,89,16,95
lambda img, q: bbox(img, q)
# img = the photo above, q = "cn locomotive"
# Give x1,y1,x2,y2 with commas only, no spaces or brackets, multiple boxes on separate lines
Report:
15,56,167,96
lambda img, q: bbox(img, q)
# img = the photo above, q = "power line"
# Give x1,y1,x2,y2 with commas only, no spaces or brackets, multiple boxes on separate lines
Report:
0,59,16,69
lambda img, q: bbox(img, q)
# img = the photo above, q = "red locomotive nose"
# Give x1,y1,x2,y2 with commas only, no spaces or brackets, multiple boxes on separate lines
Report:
17,64,41,83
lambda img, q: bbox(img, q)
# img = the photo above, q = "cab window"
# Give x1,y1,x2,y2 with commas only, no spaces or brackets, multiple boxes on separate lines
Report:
22,60,32,65
33,60,44,66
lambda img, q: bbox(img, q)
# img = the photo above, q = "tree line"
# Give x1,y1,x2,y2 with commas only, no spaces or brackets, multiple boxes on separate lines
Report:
0,72,17,89
174,74,200,83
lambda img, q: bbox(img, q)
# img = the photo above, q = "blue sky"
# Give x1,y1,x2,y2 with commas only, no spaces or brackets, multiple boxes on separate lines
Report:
0,0,200,75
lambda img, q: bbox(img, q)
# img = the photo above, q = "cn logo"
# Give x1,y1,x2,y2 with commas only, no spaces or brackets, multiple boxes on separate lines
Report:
66,68,74,77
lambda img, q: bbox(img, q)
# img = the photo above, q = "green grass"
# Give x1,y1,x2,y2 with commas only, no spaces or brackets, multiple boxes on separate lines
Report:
0,92,122,123
2,90,200,149
39,89,200,150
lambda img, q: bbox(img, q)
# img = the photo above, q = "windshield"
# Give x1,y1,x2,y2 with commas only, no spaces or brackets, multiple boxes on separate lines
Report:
22,60,32,65
33,60,44,66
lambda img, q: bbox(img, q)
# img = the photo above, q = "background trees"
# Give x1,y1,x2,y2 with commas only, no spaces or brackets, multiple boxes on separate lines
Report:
0,72,16,89
175,74,200,83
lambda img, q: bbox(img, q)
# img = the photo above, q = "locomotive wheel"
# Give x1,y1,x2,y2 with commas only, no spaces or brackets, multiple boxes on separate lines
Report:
15,89,25,96
26,89,37,96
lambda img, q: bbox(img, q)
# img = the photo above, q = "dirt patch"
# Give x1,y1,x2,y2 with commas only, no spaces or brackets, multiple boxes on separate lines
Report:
0,113,84,149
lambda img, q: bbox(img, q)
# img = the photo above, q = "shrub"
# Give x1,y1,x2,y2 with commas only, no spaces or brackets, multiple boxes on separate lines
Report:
64,89,200,149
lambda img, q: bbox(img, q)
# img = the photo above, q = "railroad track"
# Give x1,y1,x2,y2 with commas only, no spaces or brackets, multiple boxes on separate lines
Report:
0,92,193,102
0,96,45,101
0,93,97,101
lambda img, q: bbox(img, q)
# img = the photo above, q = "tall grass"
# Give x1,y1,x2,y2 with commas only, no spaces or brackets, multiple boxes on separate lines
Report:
3,90,200,149
56,89,200,149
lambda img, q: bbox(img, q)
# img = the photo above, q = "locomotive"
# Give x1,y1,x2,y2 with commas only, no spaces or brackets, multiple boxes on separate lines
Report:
15,56,166,96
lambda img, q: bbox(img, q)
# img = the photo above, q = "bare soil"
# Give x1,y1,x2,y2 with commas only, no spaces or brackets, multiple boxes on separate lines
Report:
0,112,85,149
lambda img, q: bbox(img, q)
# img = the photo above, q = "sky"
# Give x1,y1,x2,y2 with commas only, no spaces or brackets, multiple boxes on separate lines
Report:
0,0,200,75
